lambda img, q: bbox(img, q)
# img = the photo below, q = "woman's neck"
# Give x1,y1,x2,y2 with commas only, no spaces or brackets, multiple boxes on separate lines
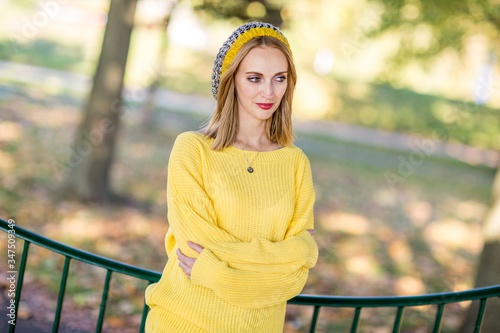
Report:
235,111,269,149
234,137,268,150
234,128,285,152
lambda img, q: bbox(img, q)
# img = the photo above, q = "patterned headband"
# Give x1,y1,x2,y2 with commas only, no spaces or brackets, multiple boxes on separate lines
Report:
211,21,291,100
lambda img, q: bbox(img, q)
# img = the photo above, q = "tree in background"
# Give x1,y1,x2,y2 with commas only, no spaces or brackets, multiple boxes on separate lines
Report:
60,0,137,202
460,170,500,332
365,1,499,330
59,0,285,203
367,0,499,81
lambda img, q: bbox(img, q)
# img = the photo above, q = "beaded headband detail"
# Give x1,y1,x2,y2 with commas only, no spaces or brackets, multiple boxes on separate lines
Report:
211,22,291,100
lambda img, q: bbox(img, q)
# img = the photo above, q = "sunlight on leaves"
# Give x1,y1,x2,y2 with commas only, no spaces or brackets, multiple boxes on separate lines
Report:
95,239,122,257
401,3,421,21
375,225,396,241
424,218,483,253
0,121,22,141
404,201,432,227
432,101,460,124
319,211,369,235
411,24,434,51
395,276,425,296
246,2,266,18
456,200,487,220
387,239,413,272
372,188,398,207
0,151,15,173
25,107,79,127
45,211,101,242
346,81,371,99
294,72,333,119
345,255,380,276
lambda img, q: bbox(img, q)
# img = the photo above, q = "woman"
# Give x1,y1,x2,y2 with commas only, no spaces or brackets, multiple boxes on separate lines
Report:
145,21,318,333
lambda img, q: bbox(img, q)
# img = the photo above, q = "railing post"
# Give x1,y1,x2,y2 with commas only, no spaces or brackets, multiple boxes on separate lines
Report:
53,256,71,333
431,304,445,333
96,269,113,333
308,305,321,333
140,281,155,333
9,240,30,333
140,301,150,333
392,306,405,333
350,307,362,333
473,298,488,333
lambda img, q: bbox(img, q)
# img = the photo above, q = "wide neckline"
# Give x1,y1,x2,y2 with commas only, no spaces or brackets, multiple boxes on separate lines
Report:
230,143,286,153
190,131,297,161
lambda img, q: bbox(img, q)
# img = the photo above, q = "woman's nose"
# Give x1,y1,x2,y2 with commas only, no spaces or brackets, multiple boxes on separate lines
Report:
260,82,274,99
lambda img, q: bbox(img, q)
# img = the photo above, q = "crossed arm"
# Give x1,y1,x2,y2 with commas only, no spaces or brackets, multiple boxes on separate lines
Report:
167,133,318,308
177,229,316,278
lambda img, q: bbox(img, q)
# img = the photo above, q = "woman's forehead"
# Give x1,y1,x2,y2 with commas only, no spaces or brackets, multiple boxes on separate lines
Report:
239,47,288,73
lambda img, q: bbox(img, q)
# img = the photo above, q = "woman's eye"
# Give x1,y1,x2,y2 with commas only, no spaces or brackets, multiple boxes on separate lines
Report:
248,77,260,83
275,76,287,82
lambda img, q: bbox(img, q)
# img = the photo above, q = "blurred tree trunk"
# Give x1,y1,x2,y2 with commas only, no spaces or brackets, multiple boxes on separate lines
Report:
59,0,137,203
460,169,500,332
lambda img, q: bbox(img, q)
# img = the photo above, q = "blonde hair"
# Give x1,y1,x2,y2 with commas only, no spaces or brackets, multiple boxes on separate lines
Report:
202,36,297,151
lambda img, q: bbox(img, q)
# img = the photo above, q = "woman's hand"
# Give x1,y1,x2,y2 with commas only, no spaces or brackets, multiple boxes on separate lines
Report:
177,241,204,280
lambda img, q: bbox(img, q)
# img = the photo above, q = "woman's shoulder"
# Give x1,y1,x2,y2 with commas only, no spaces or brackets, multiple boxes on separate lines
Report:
170,131,213,167
283,145,312,174
174,130,212,148
286,144,309,161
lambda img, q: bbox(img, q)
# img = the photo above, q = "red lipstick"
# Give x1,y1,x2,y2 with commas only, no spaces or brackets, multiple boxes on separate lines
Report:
256,103,274,110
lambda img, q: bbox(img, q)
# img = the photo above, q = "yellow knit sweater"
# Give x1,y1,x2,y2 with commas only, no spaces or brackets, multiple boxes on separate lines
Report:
145,131,318,333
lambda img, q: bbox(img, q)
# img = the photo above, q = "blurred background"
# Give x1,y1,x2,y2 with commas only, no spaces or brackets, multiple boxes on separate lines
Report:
0,0,499,332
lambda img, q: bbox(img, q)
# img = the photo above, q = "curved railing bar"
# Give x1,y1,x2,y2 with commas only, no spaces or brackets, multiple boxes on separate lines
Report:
2,218,499,306
289,285,500,307
0,218,161,282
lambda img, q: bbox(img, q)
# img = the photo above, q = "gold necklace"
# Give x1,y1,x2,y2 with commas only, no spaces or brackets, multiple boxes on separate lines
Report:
235,141,263,173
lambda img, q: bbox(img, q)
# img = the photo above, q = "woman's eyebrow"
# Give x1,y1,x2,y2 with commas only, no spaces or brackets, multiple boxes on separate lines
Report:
245,71,288,75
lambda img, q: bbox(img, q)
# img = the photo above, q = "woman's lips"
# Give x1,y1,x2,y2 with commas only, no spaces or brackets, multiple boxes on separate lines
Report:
256,103,274,110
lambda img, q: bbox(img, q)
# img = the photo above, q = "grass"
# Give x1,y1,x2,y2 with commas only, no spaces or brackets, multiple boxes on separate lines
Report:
328,80,500,150
0,82,494,332
299,130,496,191
0,39,85,72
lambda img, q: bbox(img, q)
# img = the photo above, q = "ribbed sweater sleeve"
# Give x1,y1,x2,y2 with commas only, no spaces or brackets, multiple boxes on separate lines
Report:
167,132,318,308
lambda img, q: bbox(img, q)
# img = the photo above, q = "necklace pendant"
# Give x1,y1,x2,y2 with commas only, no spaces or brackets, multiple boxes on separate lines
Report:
247,166,254,173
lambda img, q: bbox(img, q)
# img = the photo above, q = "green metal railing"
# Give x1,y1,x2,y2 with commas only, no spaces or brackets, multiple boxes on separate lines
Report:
1,218,499,333
1,218,160,333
